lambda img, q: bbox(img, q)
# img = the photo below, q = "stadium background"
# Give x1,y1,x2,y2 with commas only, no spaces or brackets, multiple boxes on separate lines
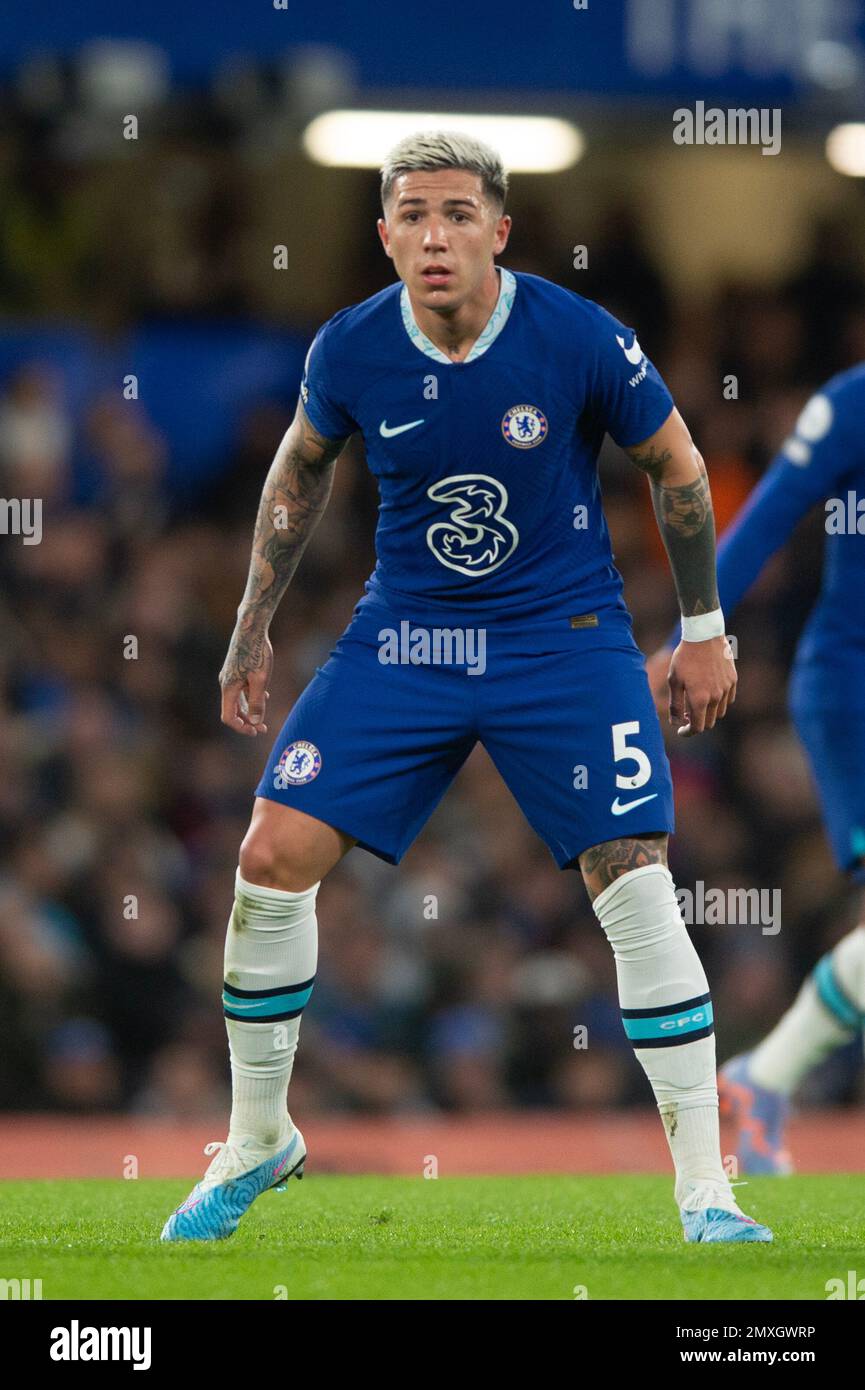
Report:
1,1,864,1174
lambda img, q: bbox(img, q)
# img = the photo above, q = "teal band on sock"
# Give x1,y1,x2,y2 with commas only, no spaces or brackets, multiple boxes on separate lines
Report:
223,980,315,1022
621,995,714,1047
814,956,861,1032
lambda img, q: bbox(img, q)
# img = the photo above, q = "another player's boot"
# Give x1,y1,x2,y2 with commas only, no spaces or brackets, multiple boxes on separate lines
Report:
679,1178,774,1244
718,1053,792,1176
160,1125,306,1243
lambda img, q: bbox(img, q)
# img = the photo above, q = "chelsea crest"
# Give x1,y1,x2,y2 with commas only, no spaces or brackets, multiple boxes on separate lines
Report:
274,740,322,788
501,404,548,449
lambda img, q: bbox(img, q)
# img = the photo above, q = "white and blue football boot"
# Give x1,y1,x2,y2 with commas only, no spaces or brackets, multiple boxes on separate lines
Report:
679,1178,773,1244
160,1126,306,1243
718,1053,793,1175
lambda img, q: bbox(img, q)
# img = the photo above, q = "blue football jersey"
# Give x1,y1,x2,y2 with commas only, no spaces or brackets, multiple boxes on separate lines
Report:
706,364,865,699
300,268,674,618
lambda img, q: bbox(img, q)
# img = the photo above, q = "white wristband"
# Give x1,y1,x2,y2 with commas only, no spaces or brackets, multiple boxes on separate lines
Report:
681,608,725,642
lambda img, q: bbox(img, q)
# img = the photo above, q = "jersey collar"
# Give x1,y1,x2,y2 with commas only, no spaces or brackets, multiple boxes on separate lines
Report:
399,266,517,365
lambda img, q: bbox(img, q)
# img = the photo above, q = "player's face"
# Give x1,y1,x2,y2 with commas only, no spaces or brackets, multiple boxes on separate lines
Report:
377,169,511,308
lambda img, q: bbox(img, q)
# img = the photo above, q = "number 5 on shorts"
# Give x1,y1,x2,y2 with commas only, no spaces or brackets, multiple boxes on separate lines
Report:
612,720,652,791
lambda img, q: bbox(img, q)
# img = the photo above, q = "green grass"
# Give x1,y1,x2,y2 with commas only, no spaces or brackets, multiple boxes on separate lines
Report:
0,1175,861,1300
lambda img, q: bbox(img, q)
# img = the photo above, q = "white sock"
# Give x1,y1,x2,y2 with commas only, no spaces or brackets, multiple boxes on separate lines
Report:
223,870,319,1148
749,925,865,1095
592,863,730,1208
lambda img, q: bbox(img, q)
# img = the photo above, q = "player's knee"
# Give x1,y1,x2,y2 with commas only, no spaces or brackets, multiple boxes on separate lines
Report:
591,861,686,960
238,824,320,893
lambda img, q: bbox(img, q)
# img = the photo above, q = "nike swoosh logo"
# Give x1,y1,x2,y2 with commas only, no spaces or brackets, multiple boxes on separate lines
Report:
615,334,644,366
177,1196,204,1214
611,793,658,815
380,418,425,437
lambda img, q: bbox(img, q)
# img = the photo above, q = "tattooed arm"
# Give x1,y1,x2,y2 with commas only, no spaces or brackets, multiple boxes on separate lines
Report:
219,401,348,736
625,408,736,737
626,408,718,617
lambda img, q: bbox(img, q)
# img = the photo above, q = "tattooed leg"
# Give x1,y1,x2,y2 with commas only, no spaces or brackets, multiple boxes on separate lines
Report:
578,833,668,902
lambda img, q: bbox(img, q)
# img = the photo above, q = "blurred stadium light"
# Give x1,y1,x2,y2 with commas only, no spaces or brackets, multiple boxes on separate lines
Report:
302,111,584,173
826,122,865,174
76,39,169,112
280,44,358,122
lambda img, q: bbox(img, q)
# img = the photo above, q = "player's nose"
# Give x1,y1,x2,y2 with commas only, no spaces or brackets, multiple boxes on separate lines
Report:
422,221,448,248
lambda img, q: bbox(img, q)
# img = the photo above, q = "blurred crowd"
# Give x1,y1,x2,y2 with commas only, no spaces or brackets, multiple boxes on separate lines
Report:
2,144,864,1121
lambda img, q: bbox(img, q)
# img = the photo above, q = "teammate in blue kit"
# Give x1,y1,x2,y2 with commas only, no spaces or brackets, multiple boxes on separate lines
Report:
649,367,865,1175
161,131,770,1245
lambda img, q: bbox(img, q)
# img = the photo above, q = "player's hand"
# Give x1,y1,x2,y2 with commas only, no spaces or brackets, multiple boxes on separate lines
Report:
219,629,273,736
666,635,737,737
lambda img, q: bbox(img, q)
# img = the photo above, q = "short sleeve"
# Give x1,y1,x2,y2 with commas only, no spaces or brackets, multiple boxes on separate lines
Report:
775,376,860,489
588,306,674,448
668,371,863,643
299,324,357,440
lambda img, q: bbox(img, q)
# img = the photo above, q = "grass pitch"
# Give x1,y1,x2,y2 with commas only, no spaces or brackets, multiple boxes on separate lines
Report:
0,1175,861,1300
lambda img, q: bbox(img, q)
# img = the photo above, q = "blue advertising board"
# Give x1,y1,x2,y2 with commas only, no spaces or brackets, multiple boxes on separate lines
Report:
2,0,863,101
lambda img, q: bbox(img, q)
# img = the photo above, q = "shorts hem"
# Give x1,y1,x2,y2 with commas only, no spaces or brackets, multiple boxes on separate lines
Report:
253,785,403,866
553,820,675,871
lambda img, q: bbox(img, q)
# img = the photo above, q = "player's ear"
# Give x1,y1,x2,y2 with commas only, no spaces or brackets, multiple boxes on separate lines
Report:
494,213,512,254
376,217,393,259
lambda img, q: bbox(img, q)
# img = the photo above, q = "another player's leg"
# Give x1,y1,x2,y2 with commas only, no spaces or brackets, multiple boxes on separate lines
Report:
720,918,865,1174
721,705,865,1173
161,801,354,1243
581,835,773,1244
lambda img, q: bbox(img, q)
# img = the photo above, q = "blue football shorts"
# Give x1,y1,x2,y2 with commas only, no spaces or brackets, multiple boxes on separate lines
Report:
256,596,675,868
789,672,865,881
